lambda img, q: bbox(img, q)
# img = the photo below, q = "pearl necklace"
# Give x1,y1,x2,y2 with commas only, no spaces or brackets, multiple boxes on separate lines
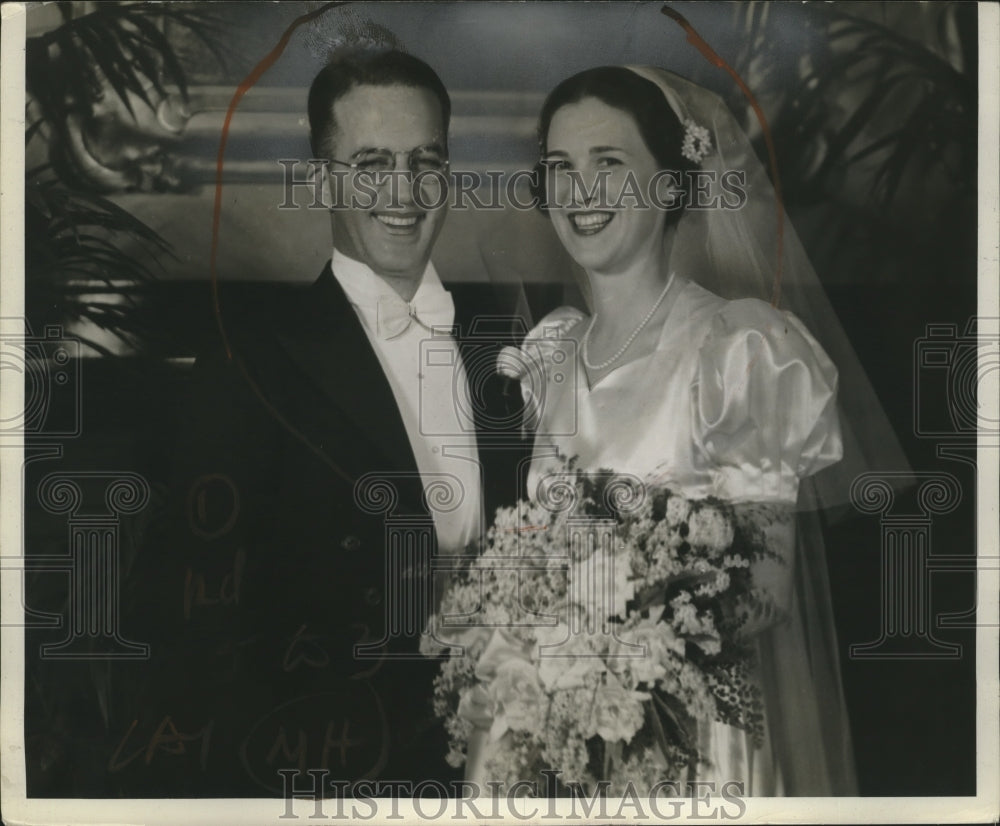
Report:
582,273,675,371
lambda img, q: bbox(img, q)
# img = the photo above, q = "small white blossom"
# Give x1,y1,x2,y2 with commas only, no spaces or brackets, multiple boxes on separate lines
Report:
681,119,713,164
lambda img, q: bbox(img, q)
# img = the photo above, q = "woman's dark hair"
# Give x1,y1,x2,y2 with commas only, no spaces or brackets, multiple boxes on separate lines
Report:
308,49,451,159
533,66,695,214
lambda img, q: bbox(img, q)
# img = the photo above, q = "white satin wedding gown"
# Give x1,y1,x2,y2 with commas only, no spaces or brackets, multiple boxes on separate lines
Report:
517,274,858,796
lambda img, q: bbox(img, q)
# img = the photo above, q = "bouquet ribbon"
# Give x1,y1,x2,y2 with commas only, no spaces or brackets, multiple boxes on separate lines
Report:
455,628,531,731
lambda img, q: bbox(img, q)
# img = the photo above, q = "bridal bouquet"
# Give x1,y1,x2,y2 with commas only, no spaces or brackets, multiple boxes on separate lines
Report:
421,461,785,794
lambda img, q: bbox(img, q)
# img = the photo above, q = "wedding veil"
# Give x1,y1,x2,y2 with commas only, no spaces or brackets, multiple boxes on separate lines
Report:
622,66,891,792
627,66,913,515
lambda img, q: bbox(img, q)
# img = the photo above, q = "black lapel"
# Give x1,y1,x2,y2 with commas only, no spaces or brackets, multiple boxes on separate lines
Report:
450,283,526,439
449,283,529,514
267,263,424,489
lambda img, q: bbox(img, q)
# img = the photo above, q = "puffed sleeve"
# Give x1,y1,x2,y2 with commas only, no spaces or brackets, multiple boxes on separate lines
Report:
691,299,843,505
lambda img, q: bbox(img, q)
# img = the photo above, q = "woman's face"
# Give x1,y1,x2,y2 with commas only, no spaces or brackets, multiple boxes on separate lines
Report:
542,97,668,276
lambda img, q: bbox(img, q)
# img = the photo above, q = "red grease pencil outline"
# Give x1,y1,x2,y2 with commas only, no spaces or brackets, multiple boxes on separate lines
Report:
209,2,354,485
206,4,785,474
661,5,786,309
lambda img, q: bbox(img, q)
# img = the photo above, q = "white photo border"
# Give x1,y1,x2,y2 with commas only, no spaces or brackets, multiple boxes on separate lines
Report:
1,2,997,823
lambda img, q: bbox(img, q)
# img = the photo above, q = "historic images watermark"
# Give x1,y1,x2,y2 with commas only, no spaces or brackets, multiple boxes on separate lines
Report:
276,161,749,213
1,320,149,658
913,318,999,448
845,316,1000,659
848,472,965,660
0,319,82,441
278,772,747,821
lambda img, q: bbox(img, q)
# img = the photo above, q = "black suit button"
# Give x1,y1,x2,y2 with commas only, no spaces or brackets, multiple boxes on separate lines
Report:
340,535,361,551
364,587,382,606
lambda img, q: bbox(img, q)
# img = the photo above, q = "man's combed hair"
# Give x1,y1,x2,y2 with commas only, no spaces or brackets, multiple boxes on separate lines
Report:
307,48,452,159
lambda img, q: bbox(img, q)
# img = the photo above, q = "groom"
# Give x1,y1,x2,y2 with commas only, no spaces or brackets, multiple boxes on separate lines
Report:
125,49,526,796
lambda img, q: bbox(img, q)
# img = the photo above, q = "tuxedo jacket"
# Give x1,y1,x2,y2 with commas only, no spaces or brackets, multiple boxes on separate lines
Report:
123,263,528,796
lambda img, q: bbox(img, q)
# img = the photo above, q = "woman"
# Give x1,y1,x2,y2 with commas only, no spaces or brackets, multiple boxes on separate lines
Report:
505,66,859,795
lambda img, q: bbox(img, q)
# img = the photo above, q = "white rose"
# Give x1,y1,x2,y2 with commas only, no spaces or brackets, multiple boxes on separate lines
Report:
568,544,633,620
489,658,545,737
588,674,649,743
457,684,494,728
535,621,607,690
665,494,692,526
687,505,735,556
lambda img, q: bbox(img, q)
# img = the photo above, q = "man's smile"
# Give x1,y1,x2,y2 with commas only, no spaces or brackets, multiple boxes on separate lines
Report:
372,212,425,234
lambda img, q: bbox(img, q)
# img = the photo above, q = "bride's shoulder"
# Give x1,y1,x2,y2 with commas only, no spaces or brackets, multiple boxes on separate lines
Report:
523,305,587,341
497,305,586,385
710,296,791,338
677,280,820,356
710,296,825,358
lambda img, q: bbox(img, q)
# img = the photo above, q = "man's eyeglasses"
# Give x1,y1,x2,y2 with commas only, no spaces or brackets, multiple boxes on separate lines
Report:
329,145,449,177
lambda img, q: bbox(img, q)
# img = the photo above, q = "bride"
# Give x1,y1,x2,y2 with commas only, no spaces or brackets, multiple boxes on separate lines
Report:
487,66,861,796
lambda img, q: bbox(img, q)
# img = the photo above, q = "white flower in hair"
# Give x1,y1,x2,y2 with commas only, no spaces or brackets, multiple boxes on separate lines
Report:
681,119,712,165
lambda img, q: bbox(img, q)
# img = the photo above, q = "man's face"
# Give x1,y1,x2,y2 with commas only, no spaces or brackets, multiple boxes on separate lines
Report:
324,84,448,290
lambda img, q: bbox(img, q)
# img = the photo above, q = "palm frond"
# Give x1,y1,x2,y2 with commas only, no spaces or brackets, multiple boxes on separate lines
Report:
25,176,177,354
746,3,975,211
25,119,48,144
28,3,222,124
125,14,191,102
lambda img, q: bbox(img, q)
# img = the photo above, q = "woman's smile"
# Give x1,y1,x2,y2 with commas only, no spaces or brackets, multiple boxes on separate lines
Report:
568,210,615,235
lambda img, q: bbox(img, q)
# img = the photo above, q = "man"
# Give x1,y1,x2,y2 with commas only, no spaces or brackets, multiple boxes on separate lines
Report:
122,49,526,797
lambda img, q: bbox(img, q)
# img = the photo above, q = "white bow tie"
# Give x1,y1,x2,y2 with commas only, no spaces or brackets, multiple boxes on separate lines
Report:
375,289,455,340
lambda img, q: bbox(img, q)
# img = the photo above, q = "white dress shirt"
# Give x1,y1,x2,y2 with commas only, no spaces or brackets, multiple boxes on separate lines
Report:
331,248,483,555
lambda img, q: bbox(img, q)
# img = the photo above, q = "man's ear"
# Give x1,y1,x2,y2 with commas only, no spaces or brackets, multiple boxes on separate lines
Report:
314,160,333,210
